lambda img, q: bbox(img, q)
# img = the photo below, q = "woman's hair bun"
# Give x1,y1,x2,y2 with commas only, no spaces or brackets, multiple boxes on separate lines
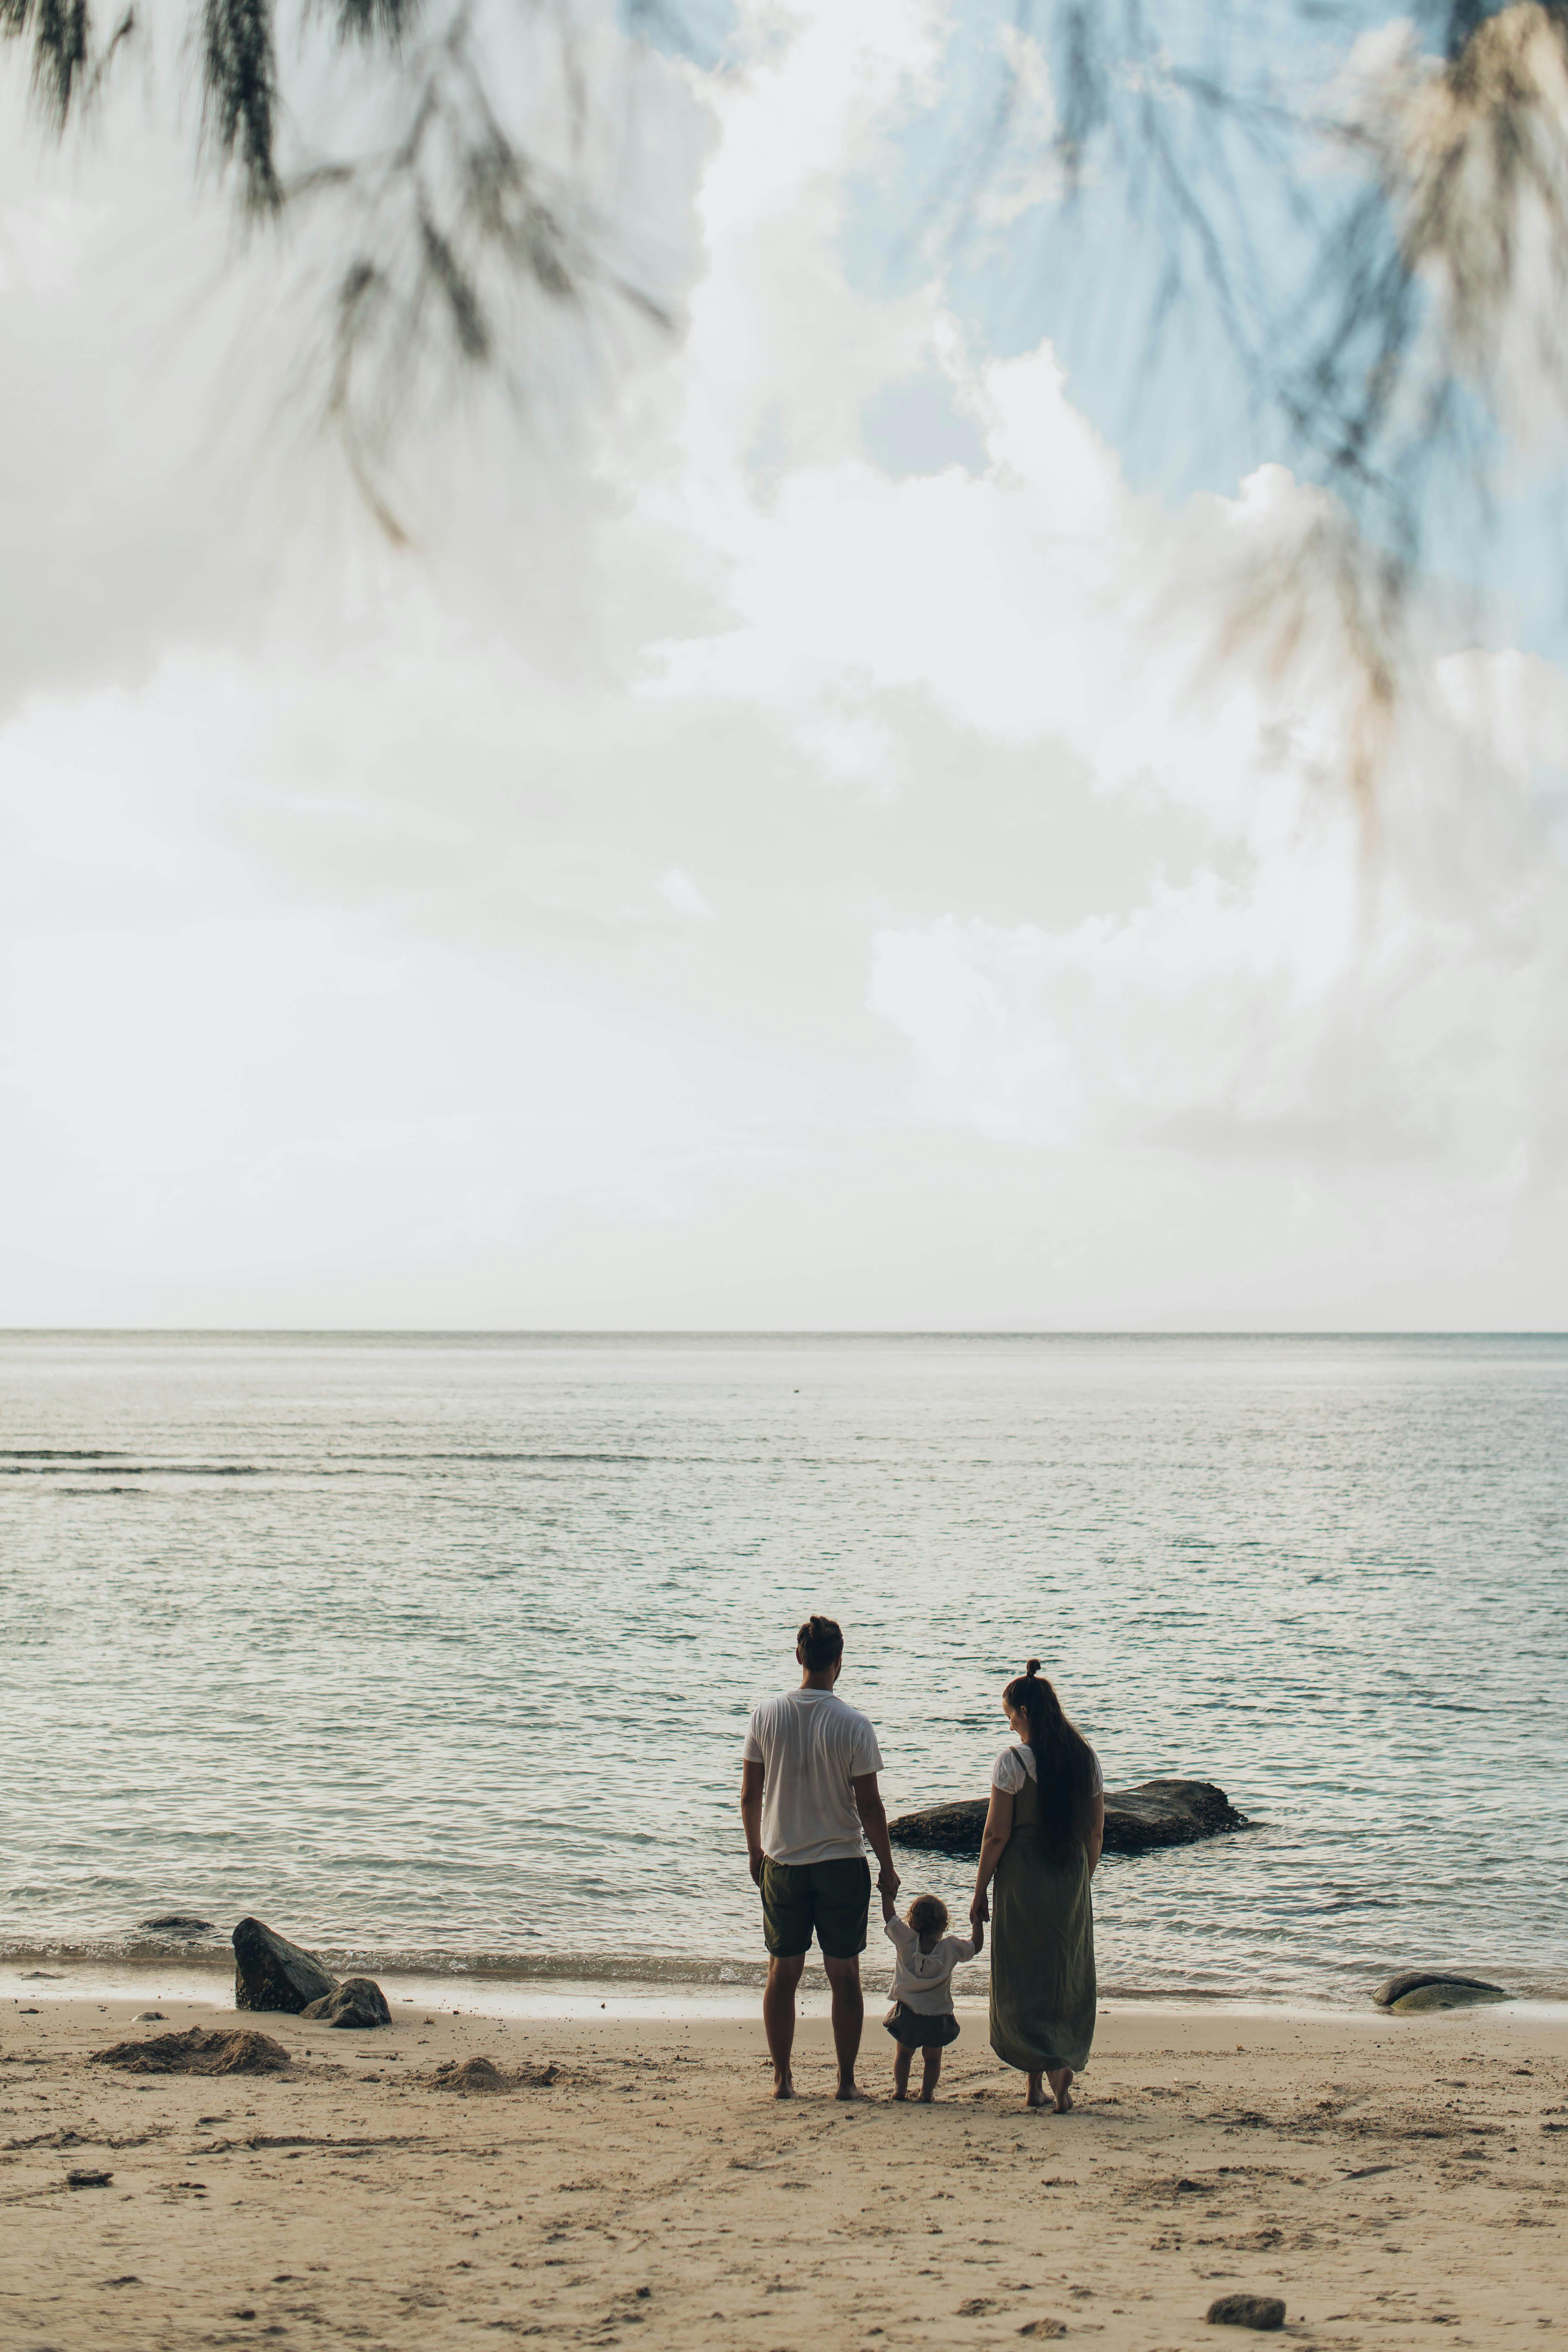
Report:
1026,1658,1040,1676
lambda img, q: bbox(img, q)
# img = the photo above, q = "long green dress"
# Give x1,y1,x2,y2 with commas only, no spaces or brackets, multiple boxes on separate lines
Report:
988,1760,1097,2075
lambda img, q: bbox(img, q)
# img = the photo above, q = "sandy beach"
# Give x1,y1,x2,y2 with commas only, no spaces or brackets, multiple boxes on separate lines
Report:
3,1983,1563,2352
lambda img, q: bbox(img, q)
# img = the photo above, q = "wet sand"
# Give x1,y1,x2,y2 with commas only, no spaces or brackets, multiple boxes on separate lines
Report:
3,1988,1564,2351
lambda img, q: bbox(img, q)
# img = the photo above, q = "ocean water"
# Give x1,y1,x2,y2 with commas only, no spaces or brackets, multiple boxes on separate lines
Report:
1,1331,1564,2006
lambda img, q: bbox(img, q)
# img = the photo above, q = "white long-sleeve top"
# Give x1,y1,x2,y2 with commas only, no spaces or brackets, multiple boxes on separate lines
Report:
882,1914,978,2014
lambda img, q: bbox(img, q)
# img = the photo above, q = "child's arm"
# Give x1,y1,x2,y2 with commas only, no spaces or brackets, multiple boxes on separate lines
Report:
880,1883,896,1922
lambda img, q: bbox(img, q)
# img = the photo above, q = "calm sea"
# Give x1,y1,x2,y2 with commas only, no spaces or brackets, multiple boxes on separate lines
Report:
2,1332,1564,2006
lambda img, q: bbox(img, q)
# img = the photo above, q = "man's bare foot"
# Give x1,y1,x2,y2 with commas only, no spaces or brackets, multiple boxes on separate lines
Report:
772,2071,795,2100
918,2086,935,2104
834,2079,866,2101
1047,2067,1075,2112
891,2085,907,2101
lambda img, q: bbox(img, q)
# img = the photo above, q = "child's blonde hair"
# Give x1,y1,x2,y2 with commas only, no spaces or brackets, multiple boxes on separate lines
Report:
906,1893,948,1936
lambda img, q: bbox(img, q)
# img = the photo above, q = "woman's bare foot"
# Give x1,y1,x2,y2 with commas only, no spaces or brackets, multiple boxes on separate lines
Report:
772,2070,795,2100
1047,2067,1075,2112
1026,2071,1049,2109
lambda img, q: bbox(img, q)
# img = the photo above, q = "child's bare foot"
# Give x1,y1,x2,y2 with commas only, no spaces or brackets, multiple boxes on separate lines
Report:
1047,2067,1075,2112
772,2070,795,2100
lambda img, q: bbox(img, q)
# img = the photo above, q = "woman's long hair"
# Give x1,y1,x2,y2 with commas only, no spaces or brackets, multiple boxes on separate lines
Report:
1002,1660,1097,1860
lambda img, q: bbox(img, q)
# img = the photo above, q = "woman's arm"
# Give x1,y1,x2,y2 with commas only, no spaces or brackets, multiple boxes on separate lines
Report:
969,1785,1014,1932
1084,1787,1105,1877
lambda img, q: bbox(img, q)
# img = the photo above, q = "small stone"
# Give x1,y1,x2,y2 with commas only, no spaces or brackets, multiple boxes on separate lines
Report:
134,2011,166,2022
67,2169,113,2188
1207,2295,1285,2330
1018,2326,1067,2340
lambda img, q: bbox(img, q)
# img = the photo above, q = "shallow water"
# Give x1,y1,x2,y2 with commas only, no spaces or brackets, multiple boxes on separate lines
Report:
1,1331,1564,2004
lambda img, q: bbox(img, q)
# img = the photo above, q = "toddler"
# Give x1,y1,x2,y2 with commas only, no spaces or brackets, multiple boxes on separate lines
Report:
881,1887,980,2102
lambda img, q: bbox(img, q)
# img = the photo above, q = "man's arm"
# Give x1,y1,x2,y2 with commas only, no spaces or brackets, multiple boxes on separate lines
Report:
851,1770,899,1901
740,1758,766,1886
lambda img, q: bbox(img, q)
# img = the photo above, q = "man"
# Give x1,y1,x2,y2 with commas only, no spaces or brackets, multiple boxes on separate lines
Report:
740,1614,900,2100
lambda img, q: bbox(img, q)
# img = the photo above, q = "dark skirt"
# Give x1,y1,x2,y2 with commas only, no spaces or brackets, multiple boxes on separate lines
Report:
988,1831,1096,2076
883,2003,961,2050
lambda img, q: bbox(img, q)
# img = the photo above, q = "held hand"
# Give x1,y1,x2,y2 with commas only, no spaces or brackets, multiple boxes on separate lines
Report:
877,1865,901,1903
970,1917,984,1955
879,1888,896,1922
749,1850,764,1888
970,1887,990,1932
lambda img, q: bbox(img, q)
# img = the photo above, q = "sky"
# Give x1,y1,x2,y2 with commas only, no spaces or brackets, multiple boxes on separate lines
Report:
2,0,1567,1329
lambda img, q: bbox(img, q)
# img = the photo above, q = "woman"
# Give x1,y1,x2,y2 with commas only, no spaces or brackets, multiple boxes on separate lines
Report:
969,1659,1104,2112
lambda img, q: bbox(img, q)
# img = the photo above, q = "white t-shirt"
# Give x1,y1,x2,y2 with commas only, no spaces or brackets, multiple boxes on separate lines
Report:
992,1740,1104,1798
743,1688,884,1865
882,1914,977,2014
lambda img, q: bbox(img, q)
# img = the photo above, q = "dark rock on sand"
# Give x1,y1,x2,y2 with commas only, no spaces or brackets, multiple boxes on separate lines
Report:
232,1916,338,2014
890,1778,1248,1858
93,2027,291,2075
1207,2296,1285,2330
301,1976,392,2030
1373,1971,1509,2013
66,2168,113,2188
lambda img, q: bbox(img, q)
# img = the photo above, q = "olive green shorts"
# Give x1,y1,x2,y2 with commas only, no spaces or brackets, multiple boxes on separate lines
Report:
760,1856,872,1960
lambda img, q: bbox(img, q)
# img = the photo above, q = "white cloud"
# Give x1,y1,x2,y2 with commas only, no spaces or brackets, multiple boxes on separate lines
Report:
655,865,718,921
0,1,1566,1325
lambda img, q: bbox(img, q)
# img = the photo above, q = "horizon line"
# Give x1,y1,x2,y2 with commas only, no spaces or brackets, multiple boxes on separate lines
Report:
2,1326,1566,1342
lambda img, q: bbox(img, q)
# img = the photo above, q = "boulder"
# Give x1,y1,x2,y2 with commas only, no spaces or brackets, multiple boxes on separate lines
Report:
1207,2296,1285,2330
1373,1971,1509,2013
301,1976,392,2030
232,1916,339,2014
889,1777,1248,1858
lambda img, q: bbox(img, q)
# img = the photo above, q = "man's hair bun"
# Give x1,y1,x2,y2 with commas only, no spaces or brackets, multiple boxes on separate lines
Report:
1026,1658,1041,1676
797,1614,845,1671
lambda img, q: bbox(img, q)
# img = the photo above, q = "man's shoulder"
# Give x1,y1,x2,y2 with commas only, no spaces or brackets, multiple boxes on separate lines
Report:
747,1689,800,1729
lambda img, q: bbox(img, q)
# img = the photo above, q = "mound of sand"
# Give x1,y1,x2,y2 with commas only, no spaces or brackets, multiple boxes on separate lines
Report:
92,2027,291,2076
429,2055,558,2092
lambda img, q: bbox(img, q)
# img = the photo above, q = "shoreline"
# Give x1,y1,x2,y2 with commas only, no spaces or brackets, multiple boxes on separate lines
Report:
8,1953,1568,2025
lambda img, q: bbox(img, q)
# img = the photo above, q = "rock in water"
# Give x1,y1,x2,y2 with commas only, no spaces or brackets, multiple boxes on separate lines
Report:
890,1778,1248,1858
301,1976,392,2030
136,1914,214,1936
93,2027,291,2075
232,1916,338,2014
1373,1971,1509,2013
1207,2296,1285,2330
